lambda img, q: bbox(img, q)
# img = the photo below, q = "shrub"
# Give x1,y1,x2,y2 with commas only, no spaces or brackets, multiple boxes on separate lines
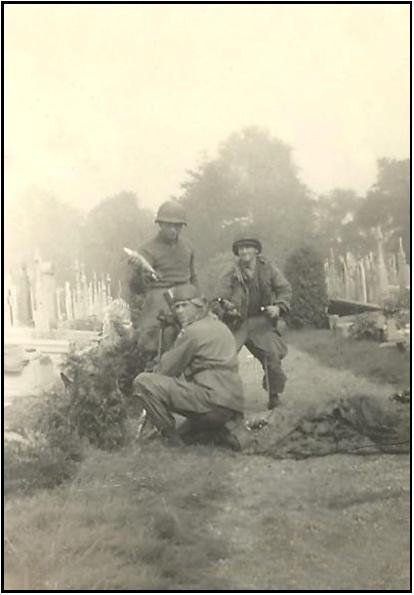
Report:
60,331,147,450
284,245,329,328
348,313,385,341
4,390,83,495
383,288,410,329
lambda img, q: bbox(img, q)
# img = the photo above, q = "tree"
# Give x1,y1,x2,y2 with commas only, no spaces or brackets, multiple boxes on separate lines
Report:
81,192,153,292
312,188,372,257
5,190,83,284
178,127,314,266
355,158,410,257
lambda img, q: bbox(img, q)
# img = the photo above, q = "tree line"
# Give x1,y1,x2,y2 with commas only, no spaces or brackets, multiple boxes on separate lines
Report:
5,127,410,291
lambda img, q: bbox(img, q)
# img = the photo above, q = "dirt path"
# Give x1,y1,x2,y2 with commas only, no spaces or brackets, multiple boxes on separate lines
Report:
210,346,410,590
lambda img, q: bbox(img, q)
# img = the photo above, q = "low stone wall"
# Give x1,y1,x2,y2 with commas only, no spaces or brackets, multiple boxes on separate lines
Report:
4,328,100,403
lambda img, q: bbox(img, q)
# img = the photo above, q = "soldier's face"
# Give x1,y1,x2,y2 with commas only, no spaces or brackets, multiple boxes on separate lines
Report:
174,300,200,326
159,222,184,241
237,245,258,266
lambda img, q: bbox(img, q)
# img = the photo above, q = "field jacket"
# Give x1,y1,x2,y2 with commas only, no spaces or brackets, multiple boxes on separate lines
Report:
154,314,244,412
214,255,292,321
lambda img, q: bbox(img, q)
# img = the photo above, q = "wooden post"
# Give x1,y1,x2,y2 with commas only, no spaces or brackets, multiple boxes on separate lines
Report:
339,255,350,299
80,263,88,318
15,263,34,326
358,259,368,303
65,282,73,320
397,237,410,289
375,227,389,302
93,272,98,315
88,282,93,315
106,274,112,304
56,288,63,322
329,249,339,297
34,261,57,331
345,252,357,300
4,274,14,332
102,275,107,308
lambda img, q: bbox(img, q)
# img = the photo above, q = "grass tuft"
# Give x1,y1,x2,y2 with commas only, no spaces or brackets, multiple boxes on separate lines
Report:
288,329,410,389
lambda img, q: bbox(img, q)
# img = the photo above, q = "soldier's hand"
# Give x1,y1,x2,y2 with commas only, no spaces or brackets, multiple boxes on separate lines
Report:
210,300,225,319
262,305,280,319
126,252,142,267
144,357,159,372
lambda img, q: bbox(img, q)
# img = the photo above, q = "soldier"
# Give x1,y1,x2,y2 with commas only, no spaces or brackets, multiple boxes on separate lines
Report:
133,284,248,448
127,200,198,358
212,233,292,409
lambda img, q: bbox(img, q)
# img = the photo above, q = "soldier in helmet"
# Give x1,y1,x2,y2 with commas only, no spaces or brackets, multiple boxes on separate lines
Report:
212,232,292,409
128,200,198,358
133,284,249,448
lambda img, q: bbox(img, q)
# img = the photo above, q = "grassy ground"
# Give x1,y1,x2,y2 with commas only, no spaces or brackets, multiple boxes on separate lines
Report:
288,328,410,389
5,443,236,591
4,330,411,590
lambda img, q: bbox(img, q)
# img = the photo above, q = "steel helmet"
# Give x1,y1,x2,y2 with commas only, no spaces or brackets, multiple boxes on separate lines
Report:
155,200,187,225
232,232,262,255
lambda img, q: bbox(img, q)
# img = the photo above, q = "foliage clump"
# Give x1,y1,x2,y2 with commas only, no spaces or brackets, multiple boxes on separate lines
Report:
60,330,147,450
5,391,83,495
348,314,385,341
284,245,329,328
383,288,411,329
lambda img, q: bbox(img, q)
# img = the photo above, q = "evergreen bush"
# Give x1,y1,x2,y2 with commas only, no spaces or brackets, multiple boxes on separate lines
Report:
284,245,329,328
60,330,147,450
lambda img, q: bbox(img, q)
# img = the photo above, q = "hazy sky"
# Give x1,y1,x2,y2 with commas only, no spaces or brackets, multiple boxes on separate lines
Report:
5,4,410,213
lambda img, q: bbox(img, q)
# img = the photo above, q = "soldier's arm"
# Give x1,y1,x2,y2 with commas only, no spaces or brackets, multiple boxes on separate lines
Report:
155,329,197,377
138,245,156,267
270,264,292,314
128,244,156,293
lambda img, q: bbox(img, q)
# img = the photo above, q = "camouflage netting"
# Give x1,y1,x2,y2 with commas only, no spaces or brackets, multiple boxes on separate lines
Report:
245,391,410,458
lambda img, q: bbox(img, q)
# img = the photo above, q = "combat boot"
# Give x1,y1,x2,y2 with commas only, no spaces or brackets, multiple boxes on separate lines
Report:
268,394,281,410
223,416,256,451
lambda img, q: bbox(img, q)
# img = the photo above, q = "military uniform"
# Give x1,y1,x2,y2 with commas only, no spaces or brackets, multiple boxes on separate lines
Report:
128,200,198,355
215,254,292,404
134,313,244,439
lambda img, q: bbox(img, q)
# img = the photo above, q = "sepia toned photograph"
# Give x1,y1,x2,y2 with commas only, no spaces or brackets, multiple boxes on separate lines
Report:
3,3,410,592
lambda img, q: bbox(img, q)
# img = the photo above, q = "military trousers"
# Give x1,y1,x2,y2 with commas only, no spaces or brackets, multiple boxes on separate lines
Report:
233,315,288,396
136,288,179,356
133,372,238,434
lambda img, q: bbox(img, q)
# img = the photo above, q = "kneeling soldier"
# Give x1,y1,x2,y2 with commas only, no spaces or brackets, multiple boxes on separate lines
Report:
133,284,248,448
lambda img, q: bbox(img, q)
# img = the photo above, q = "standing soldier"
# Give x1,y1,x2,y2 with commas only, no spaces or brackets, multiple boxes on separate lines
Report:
212,232,292,409
127,200,198,358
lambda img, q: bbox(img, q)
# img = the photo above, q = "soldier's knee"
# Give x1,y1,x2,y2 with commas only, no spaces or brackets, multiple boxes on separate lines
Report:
133,372,154,394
